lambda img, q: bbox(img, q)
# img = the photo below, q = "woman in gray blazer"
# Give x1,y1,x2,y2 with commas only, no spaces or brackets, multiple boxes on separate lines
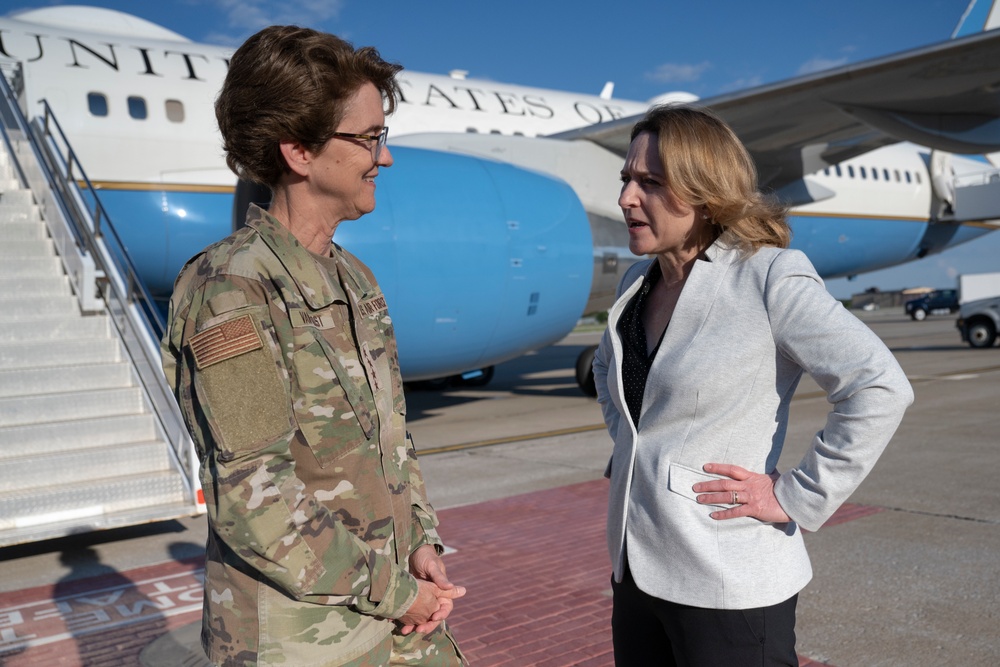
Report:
593,106,913,666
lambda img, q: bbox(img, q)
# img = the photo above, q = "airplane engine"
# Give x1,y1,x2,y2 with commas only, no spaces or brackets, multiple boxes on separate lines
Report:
101,147,592,384
337,147,594,381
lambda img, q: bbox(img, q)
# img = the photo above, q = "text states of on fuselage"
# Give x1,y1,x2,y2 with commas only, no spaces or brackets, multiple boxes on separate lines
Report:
397,79,630,125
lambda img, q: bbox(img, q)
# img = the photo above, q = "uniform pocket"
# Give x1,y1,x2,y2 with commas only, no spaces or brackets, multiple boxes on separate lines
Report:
290,339,373,467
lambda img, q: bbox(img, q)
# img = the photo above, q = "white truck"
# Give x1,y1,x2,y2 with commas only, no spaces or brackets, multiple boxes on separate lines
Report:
956,272,1000,348
958,272,1000,304
957,297,1000,348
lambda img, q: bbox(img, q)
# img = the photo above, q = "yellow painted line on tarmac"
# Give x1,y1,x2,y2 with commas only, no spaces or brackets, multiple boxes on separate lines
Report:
419,363,1000,455
909,363,1000,382
418,423,607,456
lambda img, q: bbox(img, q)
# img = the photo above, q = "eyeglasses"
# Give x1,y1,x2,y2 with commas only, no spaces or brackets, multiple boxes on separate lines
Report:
329,126,389,162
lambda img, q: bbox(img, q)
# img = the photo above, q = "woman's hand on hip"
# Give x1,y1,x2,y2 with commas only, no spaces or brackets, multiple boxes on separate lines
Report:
693,463,792,523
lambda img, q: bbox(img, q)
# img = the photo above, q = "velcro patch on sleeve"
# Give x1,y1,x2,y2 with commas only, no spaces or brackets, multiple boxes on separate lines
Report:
190,314,263,369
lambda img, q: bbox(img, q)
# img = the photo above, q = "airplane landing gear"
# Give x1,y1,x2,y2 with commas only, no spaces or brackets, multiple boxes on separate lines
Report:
576,345,598,397
407,366,495,391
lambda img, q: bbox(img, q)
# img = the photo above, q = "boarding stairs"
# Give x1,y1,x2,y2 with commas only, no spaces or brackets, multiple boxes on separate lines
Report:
0,65,203,547
950,168,1000,223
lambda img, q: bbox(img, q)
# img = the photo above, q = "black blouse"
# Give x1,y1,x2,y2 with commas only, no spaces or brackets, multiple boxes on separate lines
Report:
617,262,665,428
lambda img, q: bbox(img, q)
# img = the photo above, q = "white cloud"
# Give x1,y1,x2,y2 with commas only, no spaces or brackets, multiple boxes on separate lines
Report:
188,0,346,44
718,75,764,93
796,56,849,75
645,61,711,84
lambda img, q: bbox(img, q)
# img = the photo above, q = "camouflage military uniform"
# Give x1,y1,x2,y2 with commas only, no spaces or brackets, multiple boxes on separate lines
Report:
162,205,463,666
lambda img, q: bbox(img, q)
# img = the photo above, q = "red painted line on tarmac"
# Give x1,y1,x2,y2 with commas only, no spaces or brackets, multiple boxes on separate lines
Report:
821,502,886,528
0,557,203,665
0,486,872,666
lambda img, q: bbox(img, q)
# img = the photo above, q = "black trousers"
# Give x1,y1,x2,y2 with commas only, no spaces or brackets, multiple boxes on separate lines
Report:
611,565,798,667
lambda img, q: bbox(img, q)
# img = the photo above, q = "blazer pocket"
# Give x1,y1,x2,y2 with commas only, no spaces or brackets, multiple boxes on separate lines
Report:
667,462,729,508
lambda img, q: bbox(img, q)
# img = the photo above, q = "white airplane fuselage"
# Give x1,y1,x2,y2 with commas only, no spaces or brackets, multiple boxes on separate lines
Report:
0,14,950,219
0,7,993,381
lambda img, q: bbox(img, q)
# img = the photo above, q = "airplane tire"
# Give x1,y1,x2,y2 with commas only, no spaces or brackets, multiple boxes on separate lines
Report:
576,345,598,397
968,321,997,348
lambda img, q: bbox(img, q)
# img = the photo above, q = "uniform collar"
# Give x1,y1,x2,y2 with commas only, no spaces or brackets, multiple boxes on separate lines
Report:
245,204,348,309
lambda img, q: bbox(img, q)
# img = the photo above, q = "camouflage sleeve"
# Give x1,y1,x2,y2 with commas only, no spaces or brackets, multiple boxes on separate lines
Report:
404,430,443,553
173,273,419,619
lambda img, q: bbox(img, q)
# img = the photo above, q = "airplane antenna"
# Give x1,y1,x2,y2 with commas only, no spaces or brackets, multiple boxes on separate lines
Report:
449,69,469,80
600,82,614,100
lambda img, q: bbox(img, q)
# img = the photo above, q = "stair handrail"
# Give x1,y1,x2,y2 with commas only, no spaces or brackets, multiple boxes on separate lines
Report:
954,165,1000,188
34,99,166,337
0,74,31,194
0,63,202,515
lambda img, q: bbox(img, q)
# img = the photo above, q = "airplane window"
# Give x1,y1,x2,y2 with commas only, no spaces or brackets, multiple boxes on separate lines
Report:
87,92,108,117
905,171,911,183
165,99,185,123
835,165,842,177
915,172,922,184
894,170,901,182
465,127,478,133
871,167,878,181
490,129,502,134
860,166,867,179
128,96,147,120
883,169,890,181
847,166,855,178
823,168,829,176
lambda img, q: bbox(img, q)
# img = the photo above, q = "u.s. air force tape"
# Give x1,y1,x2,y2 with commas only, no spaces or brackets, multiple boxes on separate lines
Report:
189,314,263,369
358,294,387,317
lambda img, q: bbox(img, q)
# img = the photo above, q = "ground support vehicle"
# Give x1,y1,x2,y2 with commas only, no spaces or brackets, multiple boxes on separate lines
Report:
904,289,959,320
956,296,1000,348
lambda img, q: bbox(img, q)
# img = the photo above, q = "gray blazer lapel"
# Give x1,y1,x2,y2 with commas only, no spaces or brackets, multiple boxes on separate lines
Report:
654,240,737,366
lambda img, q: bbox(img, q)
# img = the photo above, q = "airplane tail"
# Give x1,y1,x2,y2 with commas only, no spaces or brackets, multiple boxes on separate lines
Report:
952,0,1000,38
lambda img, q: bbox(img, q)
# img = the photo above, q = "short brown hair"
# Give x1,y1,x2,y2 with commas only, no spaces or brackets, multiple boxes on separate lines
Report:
216,26,402,188
631,105,790,252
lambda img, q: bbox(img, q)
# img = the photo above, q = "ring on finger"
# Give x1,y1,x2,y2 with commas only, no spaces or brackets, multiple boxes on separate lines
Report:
732,491,738,505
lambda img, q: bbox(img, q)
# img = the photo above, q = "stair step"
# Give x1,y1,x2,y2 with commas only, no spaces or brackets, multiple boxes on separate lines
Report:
0,206,40,224
0,189,33,206
0,315,109,343
0,362,133,397
0,471,189,534
0,414,157,459
0,221,45,239
0,275,71,298
0,440,173,492
0,295,80,320
0,386,142,427
0,257,63,278
0,337,120,370
0,238,54,257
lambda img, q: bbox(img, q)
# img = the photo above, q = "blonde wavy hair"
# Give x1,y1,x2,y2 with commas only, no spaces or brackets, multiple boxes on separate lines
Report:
631,105,790,252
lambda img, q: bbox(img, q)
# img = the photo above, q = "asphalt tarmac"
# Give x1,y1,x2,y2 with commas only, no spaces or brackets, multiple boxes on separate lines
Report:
0,307,997,666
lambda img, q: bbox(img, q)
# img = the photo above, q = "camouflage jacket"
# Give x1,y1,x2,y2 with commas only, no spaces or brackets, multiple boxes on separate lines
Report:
162,205,442,666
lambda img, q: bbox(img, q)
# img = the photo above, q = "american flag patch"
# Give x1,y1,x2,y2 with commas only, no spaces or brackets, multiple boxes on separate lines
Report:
190,314,263,369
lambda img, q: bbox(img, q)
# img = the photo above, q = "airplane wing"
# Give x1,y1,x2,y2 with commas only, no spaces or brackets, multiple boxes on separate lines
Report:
550,28,1000,190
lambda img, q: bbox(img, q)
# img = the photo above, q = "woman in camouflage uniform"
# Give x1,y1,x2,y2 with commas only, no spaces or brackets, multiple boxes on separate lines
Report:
162,25,465,667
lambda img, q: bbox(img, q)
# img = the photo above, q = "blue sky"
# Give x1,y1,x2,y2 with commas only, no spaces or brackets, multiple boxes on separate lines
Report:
5,0,999,298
